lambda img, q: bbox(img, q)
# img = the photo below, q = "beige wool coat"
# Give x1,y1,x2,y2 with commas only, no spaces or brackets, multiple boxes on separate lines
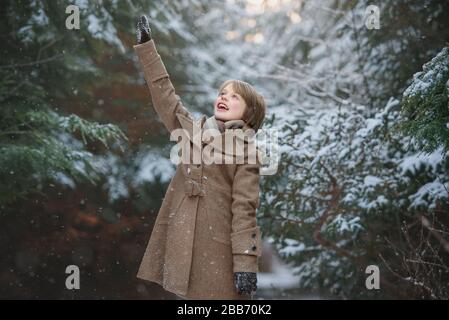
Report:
134,40,263,300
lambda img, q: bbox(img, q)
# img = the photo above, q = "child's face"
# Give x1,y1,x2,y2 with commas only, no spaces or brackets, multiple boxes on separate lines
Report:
214,84,247,122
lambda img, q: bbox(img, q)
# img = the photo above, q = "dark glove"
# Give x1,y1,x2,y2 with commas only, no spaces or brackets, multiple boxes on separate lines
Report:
234,272,257,295
136,15,152,44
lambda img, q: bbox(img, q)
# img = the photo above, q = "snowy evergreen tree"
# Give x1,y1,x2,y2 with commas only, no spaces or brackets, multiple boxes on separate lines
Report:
357,0,449,107
401,46,449,154
0,1,131,205
260,70,449,299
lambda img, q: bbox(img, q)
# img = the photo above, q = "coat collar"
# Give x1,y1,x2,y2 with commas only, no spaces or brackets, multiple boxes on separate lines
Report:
175,113,257,158
176,113,252,135
203,115,249,133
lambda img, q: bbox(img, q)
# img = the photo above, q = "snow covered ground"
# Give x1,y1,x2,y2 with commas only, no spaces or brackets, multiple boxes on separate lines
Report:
253,241,324,300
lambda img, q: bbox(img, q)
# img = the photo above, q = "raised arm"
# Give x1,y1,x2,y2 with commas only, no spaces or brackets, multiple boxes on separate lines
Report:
134,15,192,133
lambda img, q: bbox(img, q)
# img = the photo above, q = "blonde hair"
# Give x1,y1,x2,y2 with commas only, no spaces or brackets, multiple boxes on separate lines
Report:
218,79,266,131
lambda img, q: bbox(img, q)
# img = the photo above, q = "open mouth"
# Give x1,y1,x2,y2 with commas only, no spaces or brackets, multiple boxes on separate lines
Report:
217,103,229,111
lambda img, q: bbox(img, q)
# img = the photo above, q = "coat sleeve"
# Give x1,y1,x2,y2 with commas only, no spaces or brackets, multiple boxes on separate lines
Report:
133,40,192,133
230,162,263,273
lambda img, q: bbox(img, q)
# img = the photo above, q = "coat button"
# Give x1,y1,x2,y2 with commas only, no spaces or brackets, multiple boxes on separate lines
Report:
251,233,256,238
251,245,257,251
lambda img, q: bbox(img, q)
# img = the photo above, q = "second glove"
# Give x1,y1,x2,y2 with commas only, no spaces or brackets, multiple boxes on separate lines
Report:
234,272,257,295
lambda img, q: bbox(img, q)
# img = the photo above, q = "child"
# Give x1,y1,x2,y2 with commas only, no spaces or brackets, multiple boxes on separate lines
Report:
134,15,266,300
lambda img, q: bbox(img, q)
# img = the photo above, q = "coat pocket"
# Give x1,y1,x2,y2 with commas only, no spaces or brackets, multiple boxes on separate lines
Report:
204,188,233,245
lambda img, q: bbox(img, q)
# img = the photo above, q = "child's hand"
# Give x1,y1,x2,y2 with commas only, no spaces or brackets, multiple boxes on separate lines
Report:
136,15,152,44
234,272,257,295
